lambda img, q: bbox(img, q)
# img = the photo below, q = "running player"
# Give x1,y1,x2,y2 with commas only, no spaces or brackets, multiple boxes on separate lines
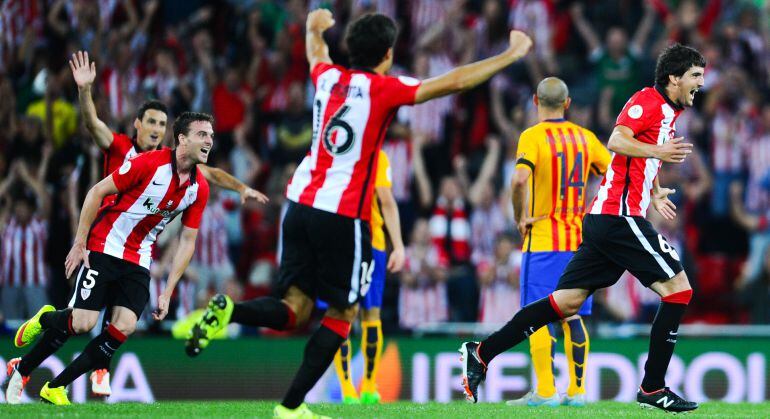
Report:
9,112,213,405
506,77,610,407
460,43,703,413
332,150,404,405
8,50,266,399
185,9,532,418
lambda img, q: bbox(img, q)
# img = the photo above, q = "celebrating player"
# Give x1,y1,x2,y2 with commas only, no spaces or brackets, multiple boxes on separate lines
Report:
184,9,531,418
6,50,266,401
332,150,404,405
460,43,703,414
7,112,212,405
506,77,610,407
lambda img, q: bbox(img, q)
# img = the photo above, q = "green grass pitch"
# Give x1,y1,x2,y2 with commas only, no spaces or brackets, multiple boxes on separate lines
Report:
1,401,769,418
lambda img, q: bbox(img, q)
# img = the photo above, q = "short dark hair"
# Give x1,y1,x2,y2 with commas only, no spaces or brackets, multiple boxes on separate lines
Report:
655,43,706,87
345,14,397,69
172,112,214,146
137,100,168,121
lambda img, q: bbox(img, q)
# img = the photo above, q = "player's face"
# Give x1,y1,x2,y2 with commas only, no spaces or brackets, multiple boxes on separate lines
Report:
181,120,214,164
135,109,168,151
675,66,705,107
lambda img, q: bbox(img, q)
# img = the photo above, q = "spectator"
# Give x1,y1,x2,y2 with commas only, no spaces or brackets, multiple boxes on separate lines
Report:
477,233,521,324
0,161,51,320
398,219,449,330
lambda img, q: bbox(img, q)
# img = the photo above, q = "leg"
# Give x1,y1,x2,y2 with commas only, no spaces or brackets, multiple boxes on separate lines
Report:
17,308,97,375
640,271,692,392
359,247,386,403
562,314,589,398
332,337,358,402
281,303,358,409
529,325,557,398
360,308,383,402
231,285,312,329
478,288,588,365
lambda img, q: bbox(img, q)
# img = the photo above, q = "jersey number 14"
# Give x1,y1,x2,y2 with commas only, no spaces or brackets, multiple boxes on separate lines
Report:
557,151,585,200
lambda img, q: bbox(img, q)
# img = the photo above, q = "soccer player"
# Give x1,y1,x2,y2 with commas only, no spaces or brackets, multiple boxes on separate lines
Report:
185,9,531,418
460,43,703,414
9,50,267,399
505,77,610,407
332,150,404,405
8,112,212,405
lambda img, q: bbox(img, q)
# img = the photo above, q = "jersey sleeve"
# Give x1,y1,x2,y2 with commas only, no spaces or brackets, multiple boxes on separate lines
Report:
615,91,656,135
182,175,210,229
310,62,336,86
374,151,392,188
379,75,422,109
108,133,132,155
111,154,151,193
587,131,612,176
515,130,538,172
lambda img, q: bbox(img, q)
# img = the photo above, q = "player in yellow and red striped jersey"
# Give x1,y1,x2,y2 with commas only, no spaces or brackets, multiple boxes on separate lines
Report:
507,77,610,407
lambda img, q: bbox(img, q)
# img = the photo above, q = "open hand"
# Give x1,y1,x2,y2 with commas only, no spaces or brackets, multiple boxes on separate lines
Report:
65,242,89,279
652,188,677,220
69,51,96,88
655,137,693,163
240,187,269,204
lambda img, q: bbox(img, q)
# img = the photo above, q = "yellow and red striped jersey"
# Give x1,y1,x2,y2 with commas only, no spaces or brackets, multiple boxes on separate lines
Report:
515,119,611,252
370,151,392,251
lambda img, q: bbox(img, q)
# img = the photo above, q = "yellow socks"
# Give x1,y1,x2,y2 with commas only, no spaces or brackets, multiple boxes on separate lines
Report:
529,325,557,398
360,320,383,394
562,317,589,397
333,338,358,400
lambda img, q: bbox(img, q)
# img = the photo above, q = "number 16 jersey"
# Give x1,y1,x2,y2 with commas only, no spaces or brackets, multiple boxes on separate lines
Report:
286,62,421,221
515,119,611,252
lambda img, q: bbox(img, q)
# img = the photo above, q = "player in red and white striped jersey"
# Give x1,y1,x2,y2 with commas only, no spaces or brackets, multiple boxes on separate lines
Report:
68,50,267,396
187,9,532,418
7,112,213,405
462,44,705,414
69,51,267,207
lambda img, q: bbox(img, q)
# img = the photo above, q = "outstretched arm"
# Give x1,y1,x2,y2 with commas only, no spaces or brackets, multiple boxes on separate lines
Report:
198,165,268,204
70,51,113,150
468,137,501,206
414,30,532,104
154,226,198,320
306,9,334,70
569,2,602,54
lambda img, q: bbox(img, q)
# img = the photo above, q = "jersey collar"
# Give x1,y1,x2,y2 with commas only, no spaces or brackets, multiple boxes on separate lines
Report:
654,84,684,111
170,148,197,185
543,118,567,123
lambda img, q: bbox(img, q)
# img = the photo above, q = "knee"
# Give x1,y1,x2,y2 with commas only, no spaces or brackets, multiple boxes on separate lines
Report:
71,311,97,334
111,319,136,336
656,271,693,301
283,300,312,329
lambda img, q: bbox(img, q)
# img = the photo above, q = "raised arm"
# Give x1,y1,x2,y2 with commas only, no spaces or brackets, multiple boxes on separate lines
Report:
630,2,657,54
376,186,405,273
305,9,334,70
153,226,198,320
16,161,51,219
608,125,693,163
414,31,532,104
65,175,120,277
468,136,502,206
70,51,113,150
412,135,434,209
569,2,602,54
197,165,268,204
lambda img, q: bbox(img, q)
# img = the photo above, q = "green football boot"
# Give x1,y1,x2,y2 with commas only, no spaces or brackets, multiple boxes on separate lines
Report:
185,294,233,357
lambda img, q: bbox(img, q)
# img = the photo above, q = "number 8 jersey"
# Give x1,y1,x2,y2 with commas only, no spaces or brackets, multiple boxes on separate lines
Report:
286,63,421,221
515,119,611,252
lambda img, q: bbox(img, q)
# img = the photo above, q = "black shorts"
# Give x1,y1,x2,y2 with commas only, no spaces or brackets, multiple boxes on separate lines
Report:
278,201,373,309
68,251,150,318
557,214,684,292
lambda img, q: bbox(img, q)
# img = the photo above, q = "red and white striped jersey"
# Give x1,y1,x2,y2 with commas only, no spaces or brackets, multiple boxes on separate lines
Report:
590,86,683,218
192,197,229,266
286,63,421,220
87,149,209,269
1,217,48,287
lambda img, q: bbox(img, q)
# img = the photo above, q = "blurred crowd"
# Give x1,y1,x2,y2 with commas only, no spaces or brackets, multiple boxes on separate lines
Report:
2,0,770,335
